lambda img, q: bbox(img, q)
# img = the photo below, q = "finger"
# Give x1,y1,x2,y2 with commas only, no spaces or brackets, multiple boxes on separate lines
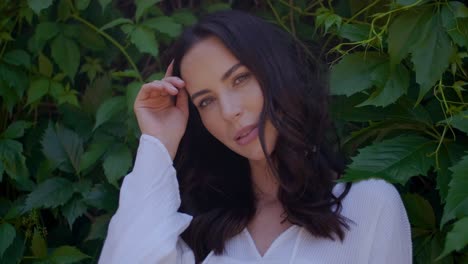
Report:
139,81,179,98
164,60,174,78
175,87,189,117
163,76,185,88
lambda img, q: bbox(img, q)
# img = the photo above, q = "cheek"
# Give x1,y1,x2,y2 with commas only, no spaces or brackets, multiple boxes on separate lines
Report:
200,112,225,140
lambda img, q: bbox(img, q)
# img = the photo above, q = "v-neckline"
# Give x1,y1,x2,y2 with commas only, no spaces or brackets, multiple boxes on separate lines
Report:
243,225,299,259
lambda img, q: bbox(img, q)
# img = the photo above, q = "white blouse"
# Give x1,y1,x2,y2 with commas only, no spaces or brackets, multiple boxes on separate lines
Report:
98,134,413,263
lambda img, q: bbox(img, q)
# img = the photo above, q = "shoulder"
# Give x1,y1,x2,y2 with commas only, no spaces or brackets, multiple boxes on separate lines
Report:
334,178,405,216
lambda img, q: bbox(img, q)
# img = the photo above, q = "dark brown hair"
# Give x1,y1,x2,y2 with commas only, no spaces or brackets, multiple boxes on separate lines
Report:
170,10,352,262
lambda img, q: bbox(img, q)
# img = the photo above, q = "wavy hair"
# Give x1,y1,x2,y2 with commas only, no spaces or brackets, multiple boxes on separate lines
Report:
169,10,352,262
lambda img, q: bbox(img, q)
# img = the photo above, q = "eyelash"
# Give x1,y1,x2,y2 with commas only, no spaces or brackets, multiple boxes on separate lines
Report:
197,72,251,109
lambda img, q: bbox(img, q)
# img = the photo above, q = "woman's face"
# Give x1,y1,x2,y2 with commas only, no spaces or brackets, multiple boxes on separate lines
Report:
180,37,278,162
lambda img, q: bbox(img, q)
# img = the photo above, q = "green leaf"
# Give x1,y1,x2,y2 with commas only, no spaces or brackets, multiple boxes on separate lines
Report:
449,110,468,134
100,18,133,31
49,246,90,264
1,121,32,139
135,0,162,21
79,140,112,172
2,50,31,68
358,62,410,107
31,229,47,258
441,153,468,226
76,25,106,51
0,223,16,258
36,22,60,43
75,0,90,10
126,81,142,113
28,0,53,14
0,139,29,183
94,96,126,130
337,23,371,42
438,217,468,259
27,78,49,105
411,15,454,104
129,26,159,56
204,2,231,13
171,9,197,26
41,123,84,173
24,177,74,211
57,0,72,20
388,8,432,66
402,193,435,229
61,196,88,230
98,0,112,10
51,34,80,79
82,184,118,212
85,214,111,241
142,16,182,37
330,52,386,96
38,53,54,77
0,64,28,97
103,144,132,187
0,232,25,264
340,135,435,184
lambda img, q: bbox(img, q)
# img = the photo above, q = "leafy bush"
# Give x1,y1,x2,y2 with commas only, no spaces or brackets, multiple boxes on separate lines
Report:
0,0,466,263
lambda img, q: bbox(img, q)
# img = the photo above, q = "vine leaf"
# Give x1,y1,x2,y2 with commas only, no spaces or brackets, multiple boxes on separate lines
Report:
1,121,32,139
129,26,159,56
103,144,132,187
41,123,84,174
24,177,74,211
447,110,468,135
93,96,126,130
98,0,112,11
143,16,182,38
357,62,410,107
441,153,468,226
85,214,111,241
100,18,133,31
31,229,47,258
438,217,468,259
27,79,49,105
135,0,162,21
51,34,80,79
388,8,432,66
402,193,435,229
339,135,435,184
49,246,91,263
27,0,53,14
61,196,88,230
411,16,454,104
330,52,386,96
0,223,16,258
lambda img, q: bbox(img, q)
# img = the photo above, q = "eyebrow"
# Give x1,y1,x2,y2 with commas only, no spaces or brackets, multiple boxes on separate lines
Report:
190,63,243,102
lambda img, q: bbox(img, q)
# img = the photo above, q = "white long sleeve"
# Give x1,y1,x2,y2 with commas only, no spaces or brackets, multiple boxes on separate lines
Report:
98,134,195,264
98,134,412,263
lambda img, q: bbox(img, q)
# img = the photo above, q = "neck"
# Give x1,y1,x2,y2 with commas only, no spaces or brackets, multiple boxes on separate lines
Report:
249,158,279,205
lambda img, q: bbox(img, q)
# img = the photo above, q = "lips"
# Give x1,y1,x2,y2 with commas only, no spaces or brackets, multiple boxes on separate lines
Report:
234,124,258,145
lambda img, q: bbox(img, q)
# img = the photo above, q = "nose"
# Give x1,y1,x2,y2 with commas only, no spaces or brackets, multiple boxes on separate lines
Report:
219,94,242,121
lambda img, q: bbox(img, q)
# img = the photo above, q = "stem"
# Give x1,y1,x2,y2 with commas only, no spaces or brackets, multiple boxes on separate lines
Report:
266,0,291,33
70,14,143,82
288,0,296,36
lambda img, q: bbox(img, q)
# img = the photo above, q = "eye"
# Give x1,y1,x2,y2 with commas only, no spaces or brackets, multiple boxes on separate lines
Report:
233,73,251,86
198,97,214,108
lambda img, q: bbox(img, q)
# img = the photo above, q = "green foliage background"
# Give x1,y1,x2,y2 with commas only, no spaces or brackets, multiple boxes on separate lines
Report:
0,0,467,263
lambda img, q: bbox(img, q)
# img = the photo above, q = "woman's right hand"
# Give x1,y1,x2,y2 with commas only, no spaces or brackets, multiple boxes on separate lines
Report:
133,62,189,160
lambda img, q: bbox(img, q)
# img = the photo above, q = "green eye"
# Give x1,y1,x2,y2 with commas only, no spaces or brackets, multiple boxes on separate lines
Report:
234,73,250,85
199,98,214,108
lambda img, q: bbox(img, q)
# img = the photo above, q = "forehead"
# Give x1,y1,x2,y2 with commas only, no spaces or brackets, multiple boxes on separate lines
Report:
180,37,240,92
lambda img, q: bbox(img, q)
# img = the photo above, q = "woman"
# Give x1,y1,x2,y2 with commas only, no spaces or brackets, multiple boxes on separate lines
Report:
99,10,412,264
